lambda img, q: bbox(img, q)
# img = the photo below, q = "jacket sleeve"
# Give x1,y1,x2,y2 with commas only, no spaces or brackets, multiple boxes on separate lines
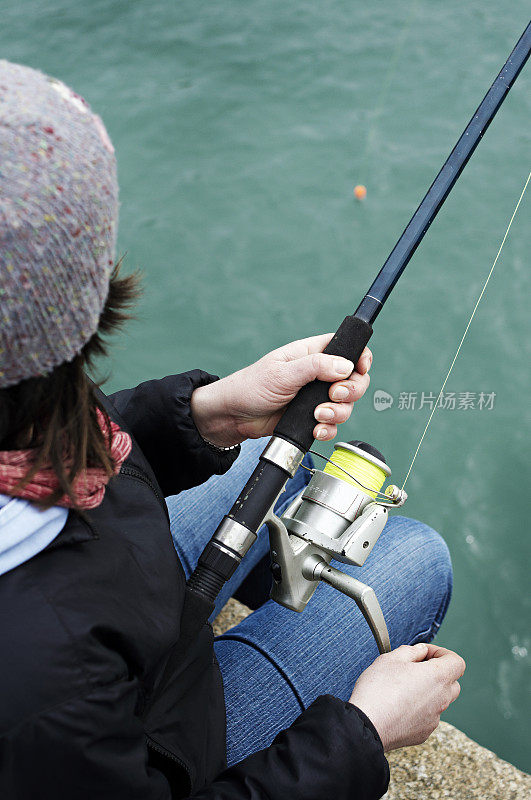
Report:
108,370,240,496
1,688,388,800
191,695,390,800
0,680,173,800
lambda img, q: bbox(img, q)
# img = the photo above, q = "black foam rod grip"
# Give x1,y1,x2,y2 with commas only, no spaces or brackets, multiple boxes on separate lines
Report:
273,315,373,452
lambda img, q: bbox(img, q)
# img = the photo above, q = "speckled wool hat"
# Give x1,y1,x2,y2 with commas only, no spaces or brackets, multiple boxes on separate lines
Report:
0,60,119,388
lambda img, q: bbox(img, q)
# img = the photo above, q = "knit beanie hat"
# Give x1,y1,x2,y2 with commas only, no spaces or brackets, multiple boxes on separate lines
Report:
0,60,119,389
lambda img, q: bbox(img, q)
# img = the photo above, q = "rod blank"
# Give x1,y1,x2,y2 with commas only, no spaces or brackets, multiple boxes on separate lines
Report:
355,21,531,325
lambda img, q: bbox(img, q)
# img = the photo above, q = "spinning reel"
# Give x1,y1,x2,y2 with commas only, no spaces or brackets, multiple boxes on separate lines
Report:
264,441,407,653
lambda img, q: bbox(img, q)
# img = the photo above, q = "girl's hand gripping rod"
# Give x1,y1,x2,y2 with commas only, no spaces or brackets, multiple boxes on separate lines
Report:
187,23,531,652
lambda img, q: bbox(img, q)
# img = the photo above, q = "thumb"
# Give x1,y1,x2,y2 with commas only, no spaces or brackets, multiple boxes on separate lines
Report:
393,643,429,663
285,353,354,391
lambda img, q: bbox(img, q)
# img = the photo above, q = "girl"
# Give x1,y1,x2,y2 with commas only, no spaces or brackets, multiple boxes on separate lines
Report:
0,60,464,800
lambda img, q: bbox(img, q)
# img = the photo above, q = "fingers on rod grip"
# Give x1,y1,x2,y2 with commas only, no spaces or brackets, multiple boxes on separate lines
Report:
274,316,373,452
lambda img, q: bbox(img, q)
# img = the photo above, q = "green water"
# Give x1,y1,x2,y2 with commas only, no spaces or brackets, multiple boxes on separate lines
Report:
2,0,529,772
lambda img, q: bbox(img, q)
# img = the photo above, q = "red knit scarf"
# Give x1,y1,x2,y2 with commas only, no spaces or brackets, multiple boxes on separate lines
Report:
0,410,132,510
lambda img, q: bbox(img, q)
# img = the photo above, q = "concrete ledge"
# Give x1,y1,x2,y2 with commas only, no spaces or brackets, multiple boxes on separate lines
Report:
386,722,529,799
215,599,530,798
212,598,252,637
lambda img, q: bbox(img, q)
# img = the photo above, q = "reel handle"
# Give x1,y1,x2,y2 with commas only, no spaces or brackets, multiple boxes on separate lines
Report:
274,315,373,452
307,557,391,654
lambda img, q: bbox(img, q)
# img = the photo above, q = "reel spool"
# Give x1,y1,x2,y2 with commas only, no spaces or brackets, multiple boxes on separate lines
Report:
323,441,390,499
264,440,407,653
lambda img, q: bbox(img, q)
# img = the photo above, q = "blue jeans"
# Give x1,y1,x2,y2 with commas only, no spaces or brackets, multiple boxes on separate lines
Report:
167,439,452,767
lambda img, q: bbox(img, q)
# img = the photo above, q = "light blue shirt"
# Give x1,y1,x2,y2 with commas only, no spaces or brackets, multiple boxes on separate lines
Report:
0,494,68,576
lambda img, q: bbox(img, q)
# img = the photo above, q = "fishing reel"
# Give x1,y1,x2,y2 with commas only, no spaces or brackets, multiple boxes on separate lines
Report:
264,441,407,654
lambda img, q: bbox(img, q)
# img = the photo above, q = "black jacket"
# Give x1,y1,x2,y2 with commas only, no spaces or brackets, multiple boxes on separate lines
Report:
0,371,389,800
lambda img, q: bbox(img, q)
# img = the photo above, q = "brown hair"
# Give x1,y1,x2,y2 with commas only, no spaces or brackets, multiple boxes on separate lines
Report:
0,260,141,510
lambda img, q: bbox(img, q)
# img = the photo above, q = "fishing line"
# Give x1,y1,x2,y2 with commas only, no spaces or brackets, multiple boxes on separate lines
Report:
401,169,531,490
302,449,391,501
323,444,387,498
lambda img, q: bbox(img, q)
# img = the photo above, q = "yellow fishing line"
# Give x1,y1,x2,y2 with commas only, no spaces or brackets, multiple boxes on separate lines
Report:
324,445,387,499
401,169,531,490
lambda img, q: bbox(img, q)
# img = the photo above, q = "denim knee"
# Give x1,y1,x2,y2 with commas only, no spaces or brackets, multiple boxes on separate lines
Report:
386,516,453,642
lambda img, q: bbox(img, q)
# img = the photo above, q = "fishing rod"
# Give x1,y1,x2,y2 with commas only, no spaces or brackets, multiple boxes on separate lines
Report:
187,22,531,651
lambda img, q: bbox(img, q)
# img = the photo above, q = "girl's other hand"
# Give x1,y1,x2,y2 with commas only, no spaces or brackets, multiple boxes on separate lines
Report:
349,643,466,752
